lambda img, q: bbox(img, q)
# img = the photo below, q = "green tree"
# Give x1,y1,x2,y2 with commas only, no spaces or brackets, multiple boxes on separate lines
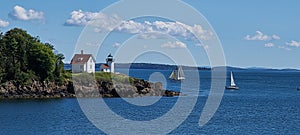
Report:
0,32,5,82
54,53,65,82
1,28,33,81
0,28,66,83
28,42,56,81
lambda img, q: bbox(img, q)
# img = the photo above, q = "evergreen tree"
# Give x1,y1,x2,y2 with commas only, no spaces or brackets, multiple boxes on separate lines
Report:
54,53,65,82
0,32,5,82
0,28,66,84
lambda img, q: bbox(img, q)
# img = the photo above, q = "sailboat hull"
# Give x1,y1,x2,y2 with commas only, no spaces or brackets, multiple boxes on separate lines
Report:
225,86,239,90
170,78,185,81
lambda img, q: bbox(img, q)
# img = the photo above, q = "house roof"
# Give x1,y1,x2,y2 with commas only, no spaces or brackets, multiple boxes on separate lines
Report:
101,64,110,69
70,54,95,64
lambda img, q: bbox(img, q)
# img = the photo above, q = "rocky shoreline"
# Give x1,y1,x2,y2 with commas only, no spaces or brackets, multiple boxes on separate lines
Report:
0,81,74,99
0,76,181,99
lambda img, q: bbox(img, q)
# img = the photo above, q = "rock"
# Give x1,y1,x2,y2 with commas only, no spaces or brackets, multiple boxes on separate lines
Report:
0,74,181,99
164,90,181,97
151,82,163,90
135,84,144,91
60,92,66,97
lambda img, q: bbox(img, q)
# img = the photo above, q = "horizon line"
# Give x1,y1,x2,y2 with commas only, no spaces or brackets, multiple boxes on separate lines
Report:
64,62,300,70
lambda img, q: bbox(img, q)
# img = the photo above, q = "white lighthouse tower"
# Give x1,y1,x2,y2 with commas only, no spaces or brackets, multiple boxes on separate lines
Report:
106,53,114,73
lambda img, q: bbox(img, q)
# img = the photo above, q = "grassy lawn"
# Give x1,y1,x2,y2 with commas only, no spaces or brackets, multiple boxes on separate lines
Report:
72,72,136,83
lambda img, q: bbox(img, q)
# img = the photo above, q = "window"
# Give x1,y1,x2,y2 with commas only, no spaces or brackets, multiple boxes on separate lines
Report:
77,58,83,62
80,65,83,69
90,65,92,69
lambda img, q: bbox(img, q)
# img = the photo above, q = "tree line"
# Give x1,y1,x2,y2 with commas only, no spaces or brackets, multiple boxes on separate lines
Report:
0,28,67,84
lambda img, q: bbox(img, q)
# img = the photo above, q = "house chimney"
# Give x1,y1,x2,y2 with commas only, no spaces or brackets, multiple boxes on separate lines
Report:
81,50,83,54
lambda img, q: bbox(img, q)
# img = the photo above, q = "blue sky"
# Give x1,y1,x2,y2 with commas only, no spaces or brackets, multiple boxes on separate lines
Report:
0,0,299,69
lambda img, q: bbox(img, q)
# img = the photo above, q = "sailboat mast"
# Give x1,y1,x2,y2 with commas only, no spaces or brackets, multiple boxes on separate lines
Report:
177,66,180,79
230,72,236,86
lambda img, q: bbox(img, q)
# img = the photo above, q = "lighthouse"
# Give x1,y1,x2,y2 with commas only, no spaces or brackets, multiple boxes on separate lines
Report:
106,53,114,73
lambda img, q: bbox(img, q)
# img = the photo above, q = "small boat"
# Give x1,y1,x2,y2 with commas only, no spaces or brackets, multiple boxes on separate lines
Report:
169,65,185,81
297,86,300,91
226,71,239,90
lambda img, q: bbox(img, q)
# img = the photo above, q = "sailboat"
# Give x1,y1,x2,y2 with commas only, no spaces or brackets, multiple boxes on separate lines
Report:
226,71,239,90
169,65,185,81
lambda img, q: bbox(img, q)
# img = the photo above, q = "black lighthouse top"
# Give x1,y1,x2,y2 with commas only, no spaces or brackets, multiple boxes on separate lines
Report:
106,53,114,62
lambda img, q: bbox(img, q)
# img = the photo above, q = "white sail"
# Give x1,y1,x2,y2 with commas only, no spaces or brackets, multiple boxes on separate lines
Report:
169,70,176,79
226,71,239,90
230,72,236,86
169,66,185,80
178,66,185,80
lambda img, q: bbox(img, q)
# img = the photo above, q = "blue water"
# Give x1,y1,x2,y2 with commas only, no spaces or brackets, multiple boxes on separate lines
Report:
1,69,300,134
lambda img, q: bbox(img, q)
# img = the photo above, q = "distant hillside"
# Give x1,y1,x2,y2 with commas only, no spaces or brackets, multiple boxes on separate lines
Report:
114,63,211,70
213,66,300,72
64,63,300,72
64,63,211,71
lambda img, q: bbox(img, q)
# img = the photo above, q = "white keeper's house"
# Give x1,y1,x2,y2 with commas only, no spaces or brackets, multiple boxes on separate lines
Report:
70,50,96,73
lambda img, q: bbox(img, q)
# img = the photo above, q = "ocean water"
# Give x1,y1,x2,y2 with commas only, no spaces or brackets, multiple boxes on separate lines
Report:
1,69,300,134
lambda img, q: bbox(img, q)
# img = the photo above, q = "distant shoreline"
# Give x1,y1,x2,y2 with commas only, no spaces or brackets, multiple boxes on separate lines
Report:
64,63,212,71
64,63,300,72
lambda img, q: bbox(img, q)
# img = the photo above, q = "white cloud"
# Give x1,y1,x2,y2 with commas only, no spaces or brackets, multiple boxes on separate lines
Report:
286,40,300,47
138,33,168,39
117,20,213,41
175,21,213,40
161,41,187,49
272,35,280,40
264,43,275,48
64,10,122,32
9,5,44,21
279,46,291,51
244,31,280,41
196,43,209,50
0,19,9,27
116,20,146,34
112,42,121,48
65,10,213,40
